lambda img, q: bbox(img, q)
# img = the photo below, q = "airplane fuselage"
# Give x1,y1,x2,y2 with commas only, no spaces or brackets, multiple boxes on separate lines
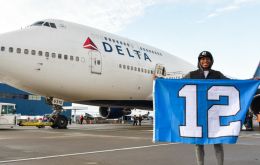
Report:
0,19,195,109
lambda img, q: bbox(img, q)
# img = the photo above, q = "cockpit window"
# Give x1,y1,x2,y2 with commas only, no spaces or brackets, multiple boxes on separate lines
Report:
50,23,57,28
32,21,44,26
31,21,57,29
43,22,50,27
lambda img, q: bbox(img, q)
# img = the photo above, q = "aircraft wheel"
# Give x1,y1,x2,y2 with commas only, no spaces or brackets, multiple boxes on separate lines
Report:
55,115,68,129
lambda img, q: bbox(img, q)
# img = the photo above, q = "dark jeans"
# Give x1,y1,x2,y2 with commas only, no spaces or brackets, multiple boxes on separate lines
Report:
195,144,224,165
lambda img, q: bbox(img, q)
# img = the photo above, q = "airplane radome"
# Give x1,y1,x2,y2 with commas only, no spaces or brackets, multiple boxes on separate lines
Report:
0,19,259,129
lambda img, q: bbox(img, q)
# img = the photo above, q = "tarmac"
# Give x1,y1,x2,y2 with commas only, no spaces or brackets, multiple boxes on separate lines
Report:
0,120,260,165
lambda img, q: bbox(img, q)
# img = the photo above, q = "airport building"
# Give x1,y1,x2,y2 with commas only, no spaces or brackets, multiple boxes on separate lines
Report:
0,83,71,116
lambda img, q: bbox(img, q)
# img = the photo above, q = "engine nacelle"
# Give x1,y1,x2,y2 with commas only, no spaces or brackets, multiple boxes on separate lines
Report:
250,94,260,115
99,107,131,119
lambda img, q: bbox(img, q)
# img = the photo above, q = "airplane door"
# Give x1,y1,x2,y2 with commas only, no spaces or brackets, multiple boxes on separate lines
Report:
89,51,102,74
154,64,166,78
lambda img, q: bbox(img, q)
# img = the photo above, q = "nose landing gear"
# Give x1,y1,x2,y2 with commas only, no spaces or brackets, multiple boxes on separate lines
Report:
46,97,68,129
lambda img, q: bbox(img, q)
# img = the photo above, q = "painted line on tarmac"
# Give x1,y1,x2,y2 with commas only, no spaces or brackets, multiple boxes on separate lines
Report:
0,143,175,164
240,133,260,138
42,133,151,140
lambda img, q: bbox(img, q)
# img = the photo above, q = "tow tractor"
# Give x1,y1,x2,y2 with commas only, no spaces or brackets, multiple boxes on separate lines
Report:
18,113,68,129
0,92,69,129
0,102,58,128
18,114,54,128
18,97,69,129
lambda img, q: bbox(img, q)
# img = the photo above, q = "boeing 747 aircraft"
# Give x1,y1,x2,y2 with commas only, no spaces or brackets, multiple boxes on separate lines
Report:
0,19,259,129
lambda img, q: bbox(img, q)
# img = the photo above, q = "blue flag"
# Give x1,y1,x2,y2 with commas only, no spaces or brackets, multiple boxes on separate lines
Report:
153,79,260,144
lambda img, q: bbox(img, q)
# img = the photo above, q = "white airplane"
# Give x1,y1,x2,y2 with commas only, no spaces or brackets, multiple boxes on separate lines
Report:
0,19,259,129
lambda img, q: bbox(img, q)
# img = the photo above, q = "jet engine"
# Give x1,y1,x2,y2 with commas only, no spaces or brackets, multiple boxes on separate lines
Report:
251,94,260,115
99,107,131,119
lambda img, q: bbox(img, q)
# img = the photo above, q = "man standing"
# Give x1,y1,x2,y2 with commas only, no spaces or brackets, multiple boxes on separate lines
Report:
80,115,84,124
184,51,228,165
138,114,143,126
133,115,138,126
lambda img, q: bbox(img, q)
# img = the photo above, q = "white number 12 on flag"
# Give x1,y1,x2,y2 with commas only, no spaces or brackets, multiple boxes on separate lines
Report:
179,85,241,138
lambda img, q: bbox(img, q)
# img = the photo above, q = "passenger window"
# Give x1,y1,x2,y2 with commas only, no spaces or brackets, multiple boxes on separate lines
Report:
64,55,68,60
9,47,13,53
58,54,62,59
50,23,57,28
24,49,29,54
119,64,122,68
138,68,140,72
45,52,49,57
131,66,133,70
43,22,50,27
141,68,144,72
52,53,56,58
70,56,73,61
81,57,85,62
16,48,21,54
38,51,43,56
31,50,36,55
1,46,5,51
75,56,79,61
151,70,154,74
123,65,126,69
134,67,137,71
127,65,130,70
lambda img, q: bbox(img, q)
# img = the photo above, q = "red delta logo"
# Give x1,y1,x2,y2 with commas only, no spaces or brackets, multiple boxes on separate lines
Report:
83,37,98,51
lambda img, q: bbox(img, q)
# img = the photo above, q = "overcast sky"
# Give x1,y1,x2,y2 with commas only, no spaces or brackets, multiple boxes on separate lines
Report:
0,0,259,78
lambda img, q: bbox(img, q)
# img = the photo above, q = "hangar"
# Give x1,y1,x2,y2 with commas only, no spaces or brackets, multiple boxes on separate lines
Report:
0,83,71,116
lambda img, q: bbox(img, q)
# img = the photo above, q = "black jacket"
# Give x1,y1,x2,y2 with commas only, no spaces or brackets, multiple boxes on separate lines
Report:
184,69,228,79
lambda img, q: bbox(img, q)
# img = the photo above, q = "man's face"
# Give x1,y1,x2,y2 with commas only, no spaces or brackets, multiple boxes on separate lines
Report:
199,57,212,70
